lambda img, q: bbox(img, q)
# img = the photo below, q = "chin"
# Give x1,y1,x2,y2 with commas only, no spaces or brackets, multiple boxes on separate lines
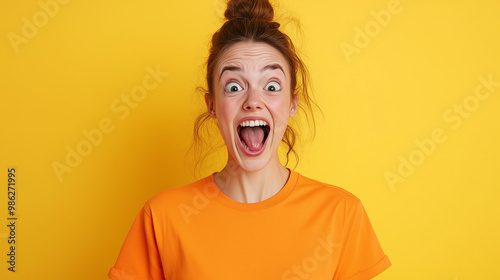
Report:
228,140,281,173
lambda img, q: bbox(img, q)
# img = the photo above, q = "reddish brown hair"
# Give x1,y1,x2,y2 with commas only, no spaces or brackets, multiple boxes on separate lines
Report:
194,0,317,167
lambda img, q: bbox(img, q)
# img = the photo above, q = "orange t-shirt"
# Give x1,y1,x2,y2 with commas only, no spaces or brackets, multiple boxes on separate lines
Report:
108,170,391,280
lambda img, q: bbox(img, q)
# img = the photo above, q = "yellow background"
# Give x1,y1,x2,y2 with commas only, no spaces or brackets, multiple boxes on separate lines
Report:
1,0,499,279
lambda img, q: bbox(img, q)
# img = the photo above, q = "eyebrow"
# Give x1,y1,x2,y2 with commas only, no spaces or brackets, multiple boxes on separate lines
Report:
219,63,286,80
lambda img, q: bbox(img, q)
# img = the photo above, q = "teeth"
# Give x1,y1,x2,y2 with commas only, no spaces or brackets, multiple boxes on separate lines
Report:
239,120,268,127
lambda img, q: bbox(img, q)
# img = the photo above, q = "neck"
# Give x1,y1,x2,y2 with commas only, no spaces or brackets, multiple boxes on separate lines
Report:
214,157,290,203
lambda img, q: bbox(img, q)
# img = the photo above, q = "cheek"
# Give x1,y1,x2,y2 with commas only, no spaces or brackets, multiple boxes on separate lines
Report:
216,99,238,125
270,101,292,129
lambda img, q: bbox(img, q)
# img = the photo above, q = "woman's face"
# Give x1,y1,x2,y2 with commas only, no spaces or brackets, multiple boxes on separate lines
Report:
206,41,298,171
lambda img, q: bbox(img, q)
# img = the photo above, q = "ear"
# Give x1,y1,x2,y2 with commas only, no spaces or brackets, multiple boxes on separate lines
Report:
205,94,216,118
289,94,298,117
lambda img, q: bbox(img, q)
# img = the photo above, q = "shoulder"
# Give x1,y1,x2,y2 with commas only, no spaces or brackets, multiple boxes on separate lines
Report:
142,175,213,214
294,171,361,205
292,172,371,225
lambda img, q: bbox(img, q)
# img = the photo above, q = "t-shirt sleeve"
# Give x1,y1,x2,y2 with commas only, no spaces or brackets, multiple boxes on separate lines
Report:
333,199,391,280
108,206,165,280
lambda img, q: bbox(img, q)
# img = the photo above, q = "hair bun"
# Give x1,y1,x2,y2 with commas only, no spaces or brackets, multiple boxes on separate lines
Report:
224,0,274,22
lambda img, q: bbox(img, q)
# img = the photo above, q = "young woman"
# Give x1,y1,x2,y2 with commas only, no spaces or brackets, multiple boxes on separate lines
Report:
108,0,391,279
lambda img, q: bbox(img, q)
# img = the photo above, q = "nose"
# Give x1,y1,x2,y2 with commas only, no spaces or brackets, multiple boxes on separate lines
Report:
243,87,263,111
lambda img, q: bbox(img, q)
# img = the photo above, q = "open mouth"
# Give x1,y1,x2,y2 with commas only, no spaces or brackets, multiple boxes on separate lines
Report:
237,120,270,152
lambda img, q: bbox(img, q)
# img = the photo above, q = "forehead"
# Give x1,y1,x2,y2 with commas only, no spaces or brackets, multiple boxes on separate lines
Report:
216,41,289,74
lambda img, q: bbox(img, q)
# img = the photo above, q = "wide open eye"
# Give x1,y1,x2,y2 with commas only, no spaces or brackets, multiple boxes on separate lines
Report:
225,82,243,92
265,81,281,92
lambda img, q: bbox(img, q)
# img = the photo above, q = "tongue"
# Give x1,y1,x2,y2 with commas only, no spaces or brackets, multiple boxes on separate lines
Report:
240,127,265,151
